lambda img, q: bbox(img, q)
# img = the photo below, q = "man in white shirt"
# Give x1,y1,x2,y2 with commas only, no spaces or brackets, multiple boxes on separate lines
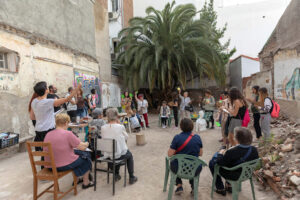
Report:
65,87,77,122
135,93,149,128
178,88,191,119
101,108,138,184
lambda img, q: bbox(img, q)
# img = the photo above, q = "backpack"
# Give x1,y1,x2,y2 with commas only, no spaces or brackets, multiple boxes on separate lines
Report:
242,108,250,127
267,97,280,118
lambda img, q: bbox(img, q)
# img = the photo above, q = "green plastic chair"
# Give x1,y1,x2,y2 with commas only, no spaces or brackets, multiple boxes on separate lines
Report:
211,158,261,200
158,110,174,127
163,155,207,200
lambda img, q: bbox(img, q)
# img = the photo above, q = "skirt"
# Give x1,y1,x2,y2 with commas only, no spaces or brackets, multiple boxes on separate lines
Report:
228,118,242,134
57,155,91,177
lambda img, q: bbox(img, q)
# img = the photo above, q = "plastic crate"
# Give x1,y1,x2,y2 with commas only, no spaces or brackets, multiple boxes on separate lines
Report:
0,132,19,149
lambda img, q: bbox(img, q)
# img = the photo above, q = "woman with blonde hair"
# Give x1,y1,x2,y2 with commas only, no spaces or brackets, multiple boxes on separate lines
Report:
44,114,94,189
255,87,272,141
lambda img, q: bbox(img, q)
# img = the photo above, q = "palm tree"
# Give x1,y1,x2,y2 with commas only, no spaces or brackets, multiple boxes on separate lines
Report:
116,1,223,93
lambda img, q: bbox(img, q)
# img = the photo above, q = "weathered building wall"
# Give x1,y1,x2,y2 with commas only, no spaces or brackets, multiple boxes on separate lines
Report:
229,57,242,90
0,28,99,140
274,49,300,123
243,70,273,99
0,0,96,58
94,0,112,83
123,0,134,28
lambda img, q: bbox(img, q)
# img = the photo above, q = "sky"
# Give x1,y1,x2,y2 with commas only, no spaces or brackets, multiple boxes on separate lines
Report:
133,0,291,58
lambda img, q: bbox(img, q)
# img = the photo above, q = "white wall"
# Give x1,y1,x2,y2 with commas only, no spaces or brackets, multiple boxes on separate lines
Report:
241,57,260,78
133,0,290,58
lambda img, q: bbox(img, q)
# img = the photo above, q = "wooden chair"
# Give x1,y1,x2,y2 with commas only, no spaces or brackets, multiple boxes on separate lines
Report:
26,142,77,200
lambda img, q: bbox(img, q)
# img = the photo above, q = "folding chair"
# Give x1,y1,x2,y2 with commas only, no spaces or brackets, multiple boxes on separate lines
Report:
94,138,127,195
26,142,77,200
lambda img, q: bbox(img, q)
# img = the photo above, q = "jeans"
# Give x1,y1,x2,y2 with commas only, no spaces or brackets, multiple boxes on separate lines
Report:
170,160,202,189
209,153,225,190
253,113,262,139
109,150,135,178
77,108,86,118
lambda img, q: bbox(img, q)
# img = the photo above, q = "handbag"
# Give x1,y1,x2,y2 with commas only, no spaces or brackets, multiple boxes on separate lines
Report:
184,105,194,112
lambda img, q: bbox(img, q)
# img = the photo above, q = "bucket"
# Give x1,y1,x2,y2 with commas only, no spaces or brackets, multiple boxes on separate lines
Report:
136,133,146,146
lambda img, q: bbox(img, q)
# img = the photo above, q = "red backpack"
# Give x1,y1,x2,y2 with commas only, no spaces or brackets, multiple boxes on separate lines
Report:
267,97,280,118
242,108,250,127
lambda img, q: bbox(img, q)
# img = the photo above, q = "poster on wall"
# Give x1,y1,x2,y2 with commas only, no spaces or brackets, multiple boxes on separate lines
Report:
102,82,121,108
275,65,300,101
74,71,101,107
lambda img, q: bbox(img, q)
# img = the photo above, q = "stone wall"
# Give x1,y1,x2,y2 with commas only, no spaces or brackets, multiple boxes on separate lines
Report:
0,0,96,58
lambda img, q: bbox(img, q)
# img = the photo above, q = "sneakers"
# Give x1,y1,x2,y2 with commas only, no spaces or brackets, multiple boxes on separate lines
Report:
175,186,183,195
82,182,94,189
129,176,138,184
162,125,166,128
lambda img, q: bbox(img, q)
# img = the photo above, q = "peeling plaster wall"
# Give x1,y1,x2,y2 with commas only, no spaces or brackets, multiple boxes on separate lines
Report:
0,0,96,58
0,29,99,139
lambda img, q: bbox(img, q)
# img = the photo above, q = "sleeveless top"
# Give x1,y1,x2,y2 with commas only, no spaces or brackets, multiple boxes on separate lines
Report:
233,105,246,119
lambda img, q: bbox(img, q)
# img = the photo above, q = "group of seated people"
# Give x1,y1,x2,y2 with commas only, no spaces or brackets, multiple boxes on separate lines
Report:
43,107,138,190
168,118,259,196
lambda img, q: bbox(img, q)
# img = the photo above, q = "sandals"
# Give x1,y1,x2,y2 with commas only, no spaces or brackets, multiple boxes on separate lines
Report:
82,182,94,189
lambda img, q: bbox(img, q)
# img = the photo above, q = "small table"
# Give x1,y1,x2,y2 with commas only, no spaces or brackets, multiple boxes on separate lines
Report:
68,123,89,137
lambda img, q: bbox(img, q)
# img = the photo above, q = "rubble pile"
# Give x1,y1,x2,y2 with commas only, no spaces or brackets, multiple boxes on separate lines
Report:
254,115,300,200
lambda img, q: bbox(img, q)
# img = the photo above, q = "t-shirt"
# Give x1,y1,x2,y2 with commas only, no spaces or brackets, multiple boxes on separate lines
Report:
203,96,215,111
263,98,273,113
170,132,203,157
101,124,128,159
44,129,80,168
47,93,60,113
137,99,148,114
65,93,77,111
31,98,55,132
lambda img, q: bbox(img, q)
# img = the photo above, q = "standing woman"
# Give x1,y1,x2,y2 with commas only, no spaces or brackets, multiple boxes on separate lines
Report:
77,88,86,118
30,81,81,151
225,88,247,146
202,90,216,129
255,87,272,142
28,92,38,127
172,93,179,128
246,86,262,140
178,88,191,119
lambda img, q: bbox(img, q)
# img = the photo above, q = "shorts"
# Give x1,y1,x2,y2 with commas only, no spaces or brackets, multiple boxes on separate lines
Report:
228,118,242,134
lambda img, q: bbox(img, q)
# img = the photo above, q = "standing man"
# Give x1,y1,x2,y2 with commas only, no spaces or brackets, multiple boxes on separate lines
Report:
178,88,191,119
47,85,60,113
203,90,216,129
65,87,77,122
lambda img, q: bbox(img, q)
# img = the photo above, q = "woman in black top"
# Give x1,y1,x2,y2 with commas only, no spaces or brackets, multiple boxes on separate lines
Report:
223,88,247,146
209,127,259,196
246,86,262,140
172,93,179,127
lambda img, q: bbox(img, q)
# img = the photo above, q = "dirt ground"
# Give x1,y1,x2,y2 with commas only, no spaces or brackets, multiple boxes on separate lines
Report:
0,115,278,200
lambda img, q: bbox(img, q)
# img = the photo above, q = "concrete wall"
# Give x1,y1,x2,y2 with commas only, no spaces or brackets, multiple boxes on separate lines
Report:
273,49,300,122
94,0,112,82
241,57,260,78
0,27,99,140
0,0,96,58
229,57,242,90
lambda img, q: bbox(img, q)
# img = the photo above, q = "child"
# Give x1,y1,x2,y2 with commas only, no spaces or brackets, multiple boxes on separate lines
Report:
195,110,207,133
129,110,141,132
135,92,149,128
160,101,170,128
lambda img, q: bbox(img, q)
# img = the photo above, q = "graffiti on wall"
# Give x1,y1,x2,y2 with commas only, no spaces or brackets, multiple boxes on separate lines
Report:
74,71,101,106
275,67,300,101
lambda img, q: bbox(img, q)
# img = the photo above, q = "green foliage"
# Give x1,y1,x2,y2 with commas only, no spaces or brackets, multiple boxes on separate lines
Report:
116,1,224,91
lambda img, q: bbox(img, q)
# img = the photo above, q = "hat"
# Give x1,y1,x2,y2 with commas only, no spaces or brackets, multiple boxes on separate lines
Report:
92,108,103,118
